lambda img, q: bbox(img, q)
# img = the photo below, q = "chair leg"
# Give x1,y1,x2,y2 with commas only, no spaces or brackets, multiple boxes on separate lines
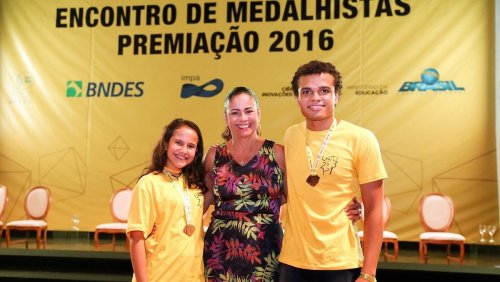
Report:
419,241,428,263
94,231,100,250
112,234,116,252
43,228,48,249
383,240,399,261
36,229,42,249
393,240,399,261
459,242,464,265
6,229,10,248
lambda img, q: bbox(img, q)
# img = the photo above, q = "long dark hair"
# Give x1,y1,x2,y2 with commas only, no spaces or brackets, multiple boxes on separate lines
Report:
142,118,206,192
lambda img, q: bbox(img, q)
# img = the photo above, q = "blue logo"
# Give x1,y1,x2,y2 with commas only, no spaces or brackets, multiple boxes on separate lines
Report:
399,68,464,92
66,81,144,97
180,79,224,98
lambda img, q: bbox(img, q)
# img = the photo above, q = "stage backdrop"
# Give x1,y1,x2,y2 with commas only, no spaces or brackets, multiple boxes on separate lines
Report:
0,0,496,242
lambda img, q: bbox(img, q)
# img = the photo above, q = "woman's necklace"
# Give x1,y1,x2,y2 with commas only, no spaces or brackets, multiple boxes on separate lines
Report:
163,168,195,236
231,138,258,165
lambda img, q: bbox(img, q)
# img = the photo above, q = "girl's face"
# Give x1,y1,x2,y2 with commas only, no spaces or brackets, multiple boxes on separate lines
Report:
165,125,199,172
225,93,260,139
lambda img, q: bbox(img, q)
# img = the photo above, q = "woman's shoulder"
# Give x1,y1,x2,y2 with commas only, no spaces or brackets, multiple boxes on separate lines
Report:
263,140,286,171
205,143,226,156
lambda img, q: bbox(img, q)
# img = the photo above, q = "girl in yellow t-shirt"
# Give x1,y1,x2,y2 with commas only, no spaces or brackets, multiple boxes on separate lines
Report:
127,118,207,282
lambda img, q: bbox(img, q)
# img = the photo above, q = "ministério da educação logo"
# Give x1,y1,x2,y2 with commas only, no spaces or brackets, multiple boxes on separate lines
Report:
66,80,144,97
399,68,464,92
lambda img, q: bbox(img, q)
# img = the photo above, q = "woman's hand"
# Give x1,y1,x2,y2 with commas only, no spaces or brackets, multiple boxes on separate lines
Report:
345,197,362,222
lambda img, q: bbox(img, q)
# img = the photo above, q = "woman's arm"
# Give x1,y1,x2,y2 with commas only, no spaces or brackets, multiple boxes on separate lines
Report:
273,143,287,204
203,146,216,213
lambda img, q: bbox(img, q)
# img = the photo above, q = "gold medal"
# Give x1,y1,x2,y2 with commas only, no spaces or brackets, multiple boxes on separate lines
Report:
306,175,320,187
183,224,195,236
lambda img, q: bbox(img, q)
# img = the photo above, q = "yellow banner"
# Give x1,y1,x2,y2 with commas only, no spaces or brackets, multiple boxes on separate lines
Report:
0,0,495,243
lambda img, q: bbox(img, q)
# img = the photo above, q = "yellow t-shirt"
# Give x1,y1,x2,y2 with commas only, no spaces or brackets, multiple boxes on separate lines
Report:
280,120,387,270
126,172,205,281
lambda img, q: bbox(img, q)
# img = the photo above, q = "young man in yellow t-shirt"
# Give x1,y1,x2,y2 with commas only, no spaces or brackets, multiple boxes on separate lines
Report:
279,60,387,282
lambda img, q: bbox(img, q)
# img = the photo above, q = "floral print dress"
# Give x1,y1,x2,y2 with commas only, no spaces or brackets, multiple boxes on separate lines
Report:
203,139,284,282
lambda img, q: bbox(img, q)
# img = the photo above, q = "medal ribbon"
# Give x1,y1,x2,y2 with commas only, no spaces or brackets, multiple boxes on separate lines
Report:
305,119,337,176
165,171,192,226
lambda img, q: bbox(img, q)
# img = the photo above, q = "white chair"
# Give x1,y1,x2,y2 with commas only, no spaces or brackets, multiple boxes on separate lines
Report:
0,185,8,248
6,186,51,249
94,188,132,251
418,193,465,264
357,196,399,261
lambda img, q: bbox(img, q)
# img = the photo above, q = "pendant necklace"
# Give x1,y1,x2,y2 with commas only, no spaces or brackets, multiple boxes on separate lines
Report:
305,119,337,187
231,138,256,166
164,169,195,236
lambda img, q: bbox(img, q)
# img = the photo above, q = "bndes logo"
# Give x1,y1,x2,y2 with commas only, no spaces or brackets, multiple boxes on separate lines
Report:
66,81,144,97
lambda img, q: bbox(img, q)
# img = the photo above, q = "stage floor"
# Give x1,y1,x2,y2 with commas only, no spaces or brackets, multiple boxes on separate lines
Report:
7,232,496,266
3,231,500,265
1,232,499,281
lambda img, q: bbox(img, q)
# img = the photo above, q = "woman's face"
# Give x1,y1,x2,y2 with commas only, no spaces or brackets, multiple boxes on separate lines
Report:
165,125,199,172
225,93,260,139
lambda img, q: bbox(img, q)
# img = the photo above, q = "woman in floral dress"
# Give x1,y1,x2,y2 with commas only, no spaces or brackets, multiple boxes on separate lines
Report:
203,87,285,281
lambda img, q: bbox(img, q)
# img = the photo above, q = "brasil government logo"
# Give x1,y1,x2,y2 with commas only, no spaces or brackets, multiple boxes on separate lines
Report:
399,68,464,92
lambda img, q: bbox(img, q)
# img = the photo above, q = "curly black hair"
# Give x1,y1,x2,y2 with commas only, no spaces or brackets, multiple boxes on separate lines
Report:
291,60,343,97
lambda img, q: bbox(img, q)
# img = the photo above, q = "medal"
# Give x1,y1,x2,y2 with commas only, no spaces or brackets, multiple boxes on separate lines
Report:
305,119,337,187
306,175,320,187
183,224,196,236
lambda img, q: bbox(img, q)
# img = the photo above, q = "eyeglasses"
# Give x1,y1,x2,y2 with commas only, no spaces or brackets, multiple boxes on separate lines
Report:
298,86,335,98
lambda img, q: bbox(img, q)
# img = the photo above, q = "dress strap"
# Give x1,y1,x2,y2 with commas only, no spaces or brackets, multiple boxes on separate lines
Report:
213,143,228,167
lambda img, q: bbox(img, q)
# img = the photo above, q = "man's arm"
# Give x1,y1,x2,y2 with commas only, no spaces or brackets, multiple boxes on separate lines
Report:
358,179,384,281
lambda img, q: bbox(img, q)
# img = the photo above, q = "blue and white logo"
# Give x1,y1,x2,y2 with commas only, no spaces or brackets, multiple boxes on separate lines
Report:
399,68,464,92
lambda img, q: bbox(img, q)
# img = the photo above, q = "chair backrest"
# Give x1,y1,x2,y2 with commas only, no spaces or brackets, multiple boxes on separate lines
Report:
110,188,133,223
418,193,454,232
24,186,51,220
0,185,7,220
361,196,392,229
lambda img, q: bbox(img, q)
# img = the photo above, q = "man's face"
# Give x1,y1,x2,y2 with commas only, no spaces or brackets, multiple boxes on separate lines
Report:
297,73,338,124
